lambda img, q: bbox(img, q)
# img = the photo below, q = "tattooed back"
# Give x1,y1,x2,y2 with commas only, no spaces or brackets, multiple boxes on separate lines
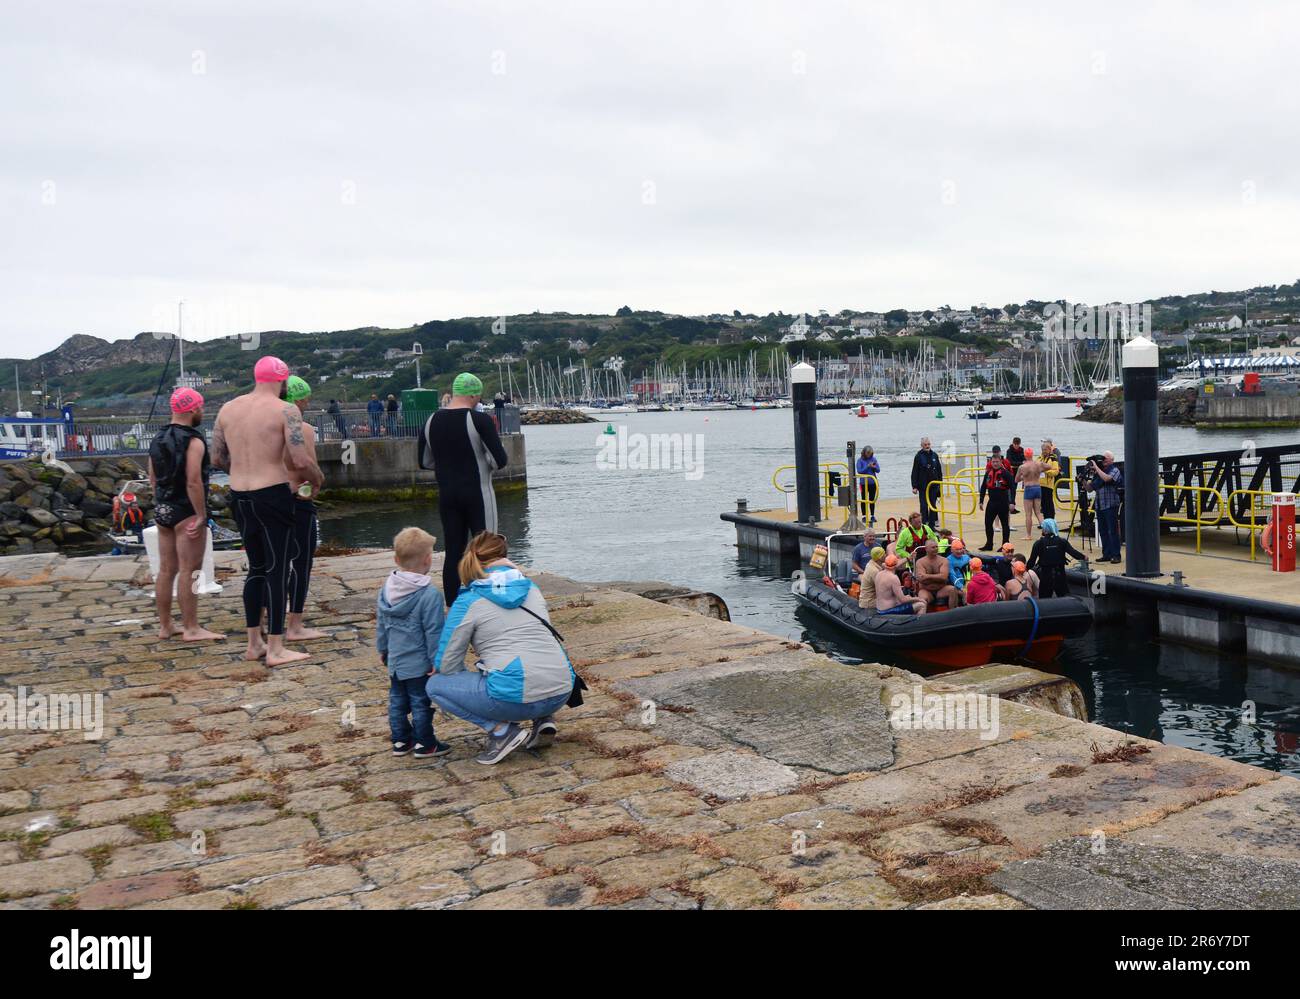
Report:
212,390,302,492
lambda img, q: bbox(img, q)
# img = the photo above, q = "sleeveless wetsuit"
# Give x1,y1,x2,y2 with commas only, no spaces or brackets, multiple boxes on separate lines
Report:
149,424,209,528
421,408,510,604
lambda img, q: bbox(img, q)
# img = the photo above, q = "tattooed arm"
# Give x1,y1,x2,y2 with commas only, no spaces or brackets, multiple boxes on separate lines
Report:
283,403,323,488
210,413,231,471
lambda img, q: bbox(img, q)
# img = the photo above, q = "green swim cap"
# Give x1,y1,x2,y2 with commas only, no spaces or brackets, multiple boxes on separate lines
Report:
285,375,312,403
452,372,483,396
870,546,885,561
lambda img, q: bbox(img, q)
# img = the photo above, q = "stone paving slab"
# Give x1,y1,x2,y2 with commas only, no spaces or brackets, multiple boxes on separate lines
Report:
0,550,1297,910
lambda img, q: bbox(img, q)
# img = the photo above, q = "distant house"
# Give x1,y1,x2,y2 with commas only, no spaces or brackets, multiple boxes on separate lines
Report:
568,339,590,353
352,369,395,380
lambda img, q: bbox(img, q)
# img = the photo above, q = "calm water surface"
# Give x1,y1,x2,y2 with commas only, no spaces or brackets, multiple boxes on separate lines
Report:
320,404,1300,775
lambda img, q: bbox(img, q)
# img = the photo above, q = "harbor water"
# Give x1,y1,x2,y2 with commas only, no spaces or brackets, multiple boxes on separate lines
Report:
319,403,1300,775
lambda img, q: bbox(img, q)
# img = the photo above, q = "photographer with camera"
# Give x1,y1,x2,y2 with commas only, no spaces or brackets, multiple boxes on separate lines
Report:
1083,451,1123,563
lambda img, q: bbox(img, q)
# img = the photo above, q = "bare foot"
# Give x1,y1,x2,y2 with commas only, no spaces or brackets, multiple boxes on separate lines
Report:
285,627,328,641
159,623,176,640
182,627,227,642
244,639,267,661
265,648,311,667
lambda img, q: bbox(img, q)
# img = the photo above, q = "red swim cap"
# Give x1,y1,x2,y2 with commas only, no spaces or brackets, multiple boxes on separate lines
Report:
254,356,290,383
170,387,204,413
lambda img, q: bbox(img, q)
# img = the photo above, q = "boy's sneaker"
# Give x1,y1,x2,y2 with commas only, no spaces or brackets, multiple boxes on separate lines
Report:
412,741,452,759
392,742,413,756
475,723,530,765
524,719,558,750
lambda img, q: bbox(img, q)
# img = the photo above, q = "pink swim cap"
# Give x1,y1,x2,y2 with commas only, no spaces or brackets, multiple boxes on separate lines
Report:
170,387,204,414
253,356,290,383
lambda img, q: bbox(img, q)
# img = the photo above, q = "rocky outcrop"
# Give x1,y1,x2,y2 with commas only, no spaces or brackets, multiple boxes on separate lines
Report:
1073,387,1197,426
0,456,236,556
519,408,598,425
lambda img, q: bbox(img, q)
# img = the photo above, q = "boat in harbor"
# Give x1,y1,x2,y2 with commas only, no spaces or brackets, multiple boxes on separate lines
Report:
791,573,1093,668
966,406,1000,420
0,412,69,461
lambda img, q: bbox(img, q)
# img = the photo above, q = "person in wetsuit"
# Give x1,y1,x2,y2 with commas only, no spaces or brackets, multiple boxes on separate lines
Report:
212,356,324,666
284,376,327,642
979,445,1014,551
421,372,510,604
1026,518,1087,597
147,387,223,642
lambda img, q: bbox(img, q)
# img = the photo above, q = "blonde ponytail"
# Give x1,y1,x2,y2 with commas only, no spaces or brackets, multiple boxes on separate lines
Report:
458,531,509,586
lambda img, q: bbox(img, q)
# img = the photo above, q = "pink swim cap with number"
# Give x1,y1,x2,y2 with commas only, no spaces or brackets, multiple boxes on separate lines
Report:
254,356,290,383
170,387,204,413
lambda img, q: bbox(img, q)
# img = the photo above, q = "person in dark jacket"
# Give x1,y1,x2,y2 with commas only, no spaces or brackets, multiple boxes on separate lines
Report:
367,394,383,436
327,399,348,440
385,394,399,437
910,437,944,528
979,445,1014,551
1026,519,1087,597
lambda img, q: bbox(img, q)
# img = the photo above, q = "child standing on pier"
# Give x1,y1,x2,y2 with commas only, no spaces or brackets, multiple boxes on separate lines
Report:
376,527,451,758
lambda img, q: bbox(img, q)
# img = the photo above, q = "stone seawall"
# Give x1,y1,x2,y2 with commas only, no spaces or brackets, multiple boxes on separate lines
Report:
316,433,527,501
0,456,238,557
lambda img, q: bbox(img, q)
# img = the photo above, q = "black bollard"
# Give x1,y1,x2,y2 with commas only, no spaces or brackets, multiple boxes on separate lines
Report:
1122,336,1161,577
792,362,820,525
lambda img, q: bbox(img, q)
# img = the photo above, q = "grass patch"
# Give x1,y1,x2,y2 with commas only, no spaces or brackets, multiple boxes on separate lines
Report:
126,812,177,842
1091,740,1152,765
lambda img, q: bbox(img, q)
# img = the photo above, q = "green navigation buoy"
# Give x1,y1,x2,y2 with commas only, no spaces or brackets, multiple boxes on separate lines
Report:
604,423,616,435
935,409,945,419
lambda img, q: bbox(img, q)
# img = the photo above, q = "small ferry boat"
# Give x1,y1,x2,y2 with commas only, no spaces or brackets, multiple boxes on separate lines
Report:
966,407,1001,420
792,573,1093,668
0,412,69,461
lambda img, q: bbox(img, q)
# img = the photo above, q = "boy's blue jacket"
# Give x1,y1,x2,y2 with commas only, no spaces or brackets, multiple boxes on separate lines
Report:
376,582,446,680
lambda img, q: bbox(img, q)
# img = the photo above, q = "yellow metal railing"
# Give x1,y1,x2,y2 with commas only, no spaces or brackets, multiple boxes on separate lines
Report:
1158,483,1223,554
1225,488,1275,561
772,461,851,522
927,478,978,540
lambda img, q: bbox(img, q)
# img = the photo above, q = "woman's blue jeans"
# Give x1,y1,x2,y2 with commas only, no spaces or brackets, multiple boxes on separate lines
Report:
426,671,569,734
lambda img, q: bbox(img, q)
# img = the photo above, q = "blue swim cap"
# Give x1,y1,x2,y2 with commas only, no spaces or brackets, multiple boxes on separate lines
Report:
1041,519,1059,536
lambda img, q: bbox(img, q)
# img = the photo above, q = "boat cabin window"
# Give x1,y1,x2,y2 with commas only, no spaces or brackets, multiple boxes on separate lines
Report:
29,425,43,439
0,425,7,438
11,425,25,439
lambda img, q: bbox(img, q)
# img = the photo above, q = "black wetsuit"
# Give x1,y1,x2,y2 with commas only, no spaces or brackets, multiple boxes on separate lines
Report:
231,484,295,635
148,424,209,527
288,495,317,615
1026,534,1087,597
979,459,1013,550
420,408,510,604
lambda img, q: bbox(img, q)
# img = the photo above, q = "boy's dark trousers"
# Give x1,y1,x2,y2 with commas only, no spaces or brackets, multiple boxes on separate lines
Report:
388,674,436,747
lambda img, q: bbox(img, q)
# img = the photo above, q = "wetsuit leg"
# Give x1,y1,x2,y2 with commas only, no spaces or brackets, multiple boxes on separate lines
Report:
288,500,317,615
438,488,487,606
231,485,295,636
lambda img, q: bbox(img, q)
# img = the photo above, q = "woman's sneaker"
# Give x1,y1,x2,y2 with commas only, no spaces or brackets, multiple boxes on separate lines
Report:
476,724,530,765
392,742,413,757
524,719,558,750
413,741,452,759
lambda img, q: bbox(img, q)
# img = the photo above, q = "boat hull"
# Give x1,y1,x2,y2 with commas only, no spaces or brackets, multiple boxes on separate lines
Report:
793,580,1092,668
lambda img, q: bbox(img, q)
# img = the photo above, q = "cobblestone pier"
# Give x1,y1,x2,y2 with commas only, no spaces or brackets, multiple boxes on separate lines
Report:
1,550,1298,910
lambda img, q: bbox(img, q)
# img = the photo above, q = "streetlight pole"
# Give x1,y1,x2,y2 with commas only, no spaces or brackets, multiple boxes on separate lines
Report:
177,300,186,384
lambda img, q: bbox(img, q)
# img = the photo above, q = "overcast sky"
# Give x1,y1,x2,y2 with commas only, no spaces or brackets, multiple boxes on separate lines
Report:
3,1,1298,356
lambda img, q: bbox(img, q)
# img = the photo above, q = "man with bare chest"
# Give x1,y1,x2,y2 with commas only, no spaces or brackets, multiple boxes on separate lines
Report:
211,357,324,666
1016,448,1046,538
914,539,959,609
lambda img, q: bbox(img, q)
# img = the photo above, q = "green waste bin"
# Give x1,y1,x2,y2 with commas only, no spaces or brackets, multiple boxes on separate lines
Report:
401,388,440,439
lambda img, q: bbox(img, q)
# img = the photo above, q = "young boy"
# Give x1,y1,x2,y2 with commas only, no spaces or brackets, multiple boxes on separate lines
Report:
376,527,451,758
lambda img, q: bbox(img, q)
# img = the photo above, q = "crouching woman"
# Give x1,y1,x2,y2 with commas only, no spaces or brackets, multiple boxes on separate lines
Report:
426,532,577,766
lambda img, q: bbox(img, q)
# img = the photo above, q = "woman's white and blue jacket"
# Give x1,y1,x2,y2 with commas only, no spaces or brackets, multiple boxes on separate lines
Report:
430,566,576,704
